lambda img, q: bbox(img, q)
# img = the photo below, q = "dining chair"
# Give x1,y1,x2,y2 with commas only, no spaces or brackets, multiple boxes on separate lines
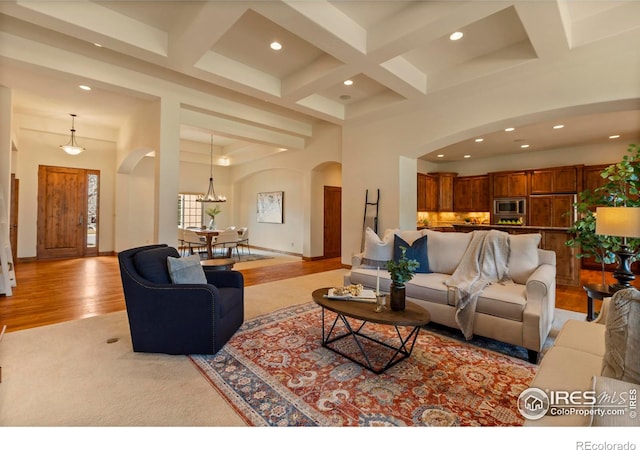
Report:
212,229,240,259
237,227,251,257
183,229,208,258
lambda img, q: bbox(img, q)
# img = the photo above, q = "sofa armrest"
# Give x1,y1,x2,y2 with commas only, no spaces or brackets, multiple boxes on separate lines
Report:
522,263,556,352
352,252,365,268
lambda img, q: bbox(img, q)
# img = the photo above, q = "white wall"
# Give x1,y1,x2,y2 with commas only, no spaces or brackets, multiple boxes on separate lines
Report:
232,121,342,257
235,168,304,254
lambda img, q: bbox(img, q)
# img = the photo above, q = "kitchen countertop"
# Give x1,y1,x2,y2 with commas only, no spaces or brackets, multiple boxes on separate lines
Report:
452,223,572,232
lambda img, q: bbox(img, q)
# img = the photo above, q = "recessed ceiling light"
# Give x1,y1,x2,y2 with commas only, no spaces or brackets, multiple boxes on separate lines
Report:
505,127,515,132
609,134,621,139
93,42,102,47
521,144,530,149
79,85,91,91
450,31,464,41
475,138,484,143
437,154,444,158
553,124,564,129
270,41,282,51
343,79,353,86
463,154,471,158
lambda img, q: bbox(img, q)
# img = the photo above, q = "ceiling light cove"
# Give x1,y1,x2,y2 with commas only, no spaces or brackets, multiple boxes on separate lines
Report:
270,41,282,51
450,31,464,41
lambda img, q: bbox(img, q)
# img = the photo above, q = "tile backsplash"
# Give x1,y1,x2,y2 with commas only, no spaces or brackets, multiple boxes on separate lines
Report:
417,211,490,227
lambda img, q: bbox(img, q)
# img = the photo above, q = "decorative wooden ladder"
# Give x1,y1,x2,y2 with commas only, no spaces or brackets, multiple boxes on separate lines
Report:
0,189,16,296
360,189,380,252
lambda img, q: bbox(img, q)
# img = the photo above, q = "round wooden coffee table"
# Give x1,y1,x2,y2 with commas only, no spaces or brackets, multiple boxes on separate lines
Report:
311,287,431,374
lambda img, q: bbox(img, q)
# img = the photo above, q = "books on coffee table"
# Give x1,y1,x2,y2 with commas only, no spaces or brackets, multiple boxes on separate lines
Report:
324,288,377,303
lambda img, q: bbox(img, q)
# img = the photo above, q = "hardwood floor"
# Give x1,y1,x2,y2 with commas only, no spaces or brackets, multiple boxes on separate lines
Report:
0,253,615,333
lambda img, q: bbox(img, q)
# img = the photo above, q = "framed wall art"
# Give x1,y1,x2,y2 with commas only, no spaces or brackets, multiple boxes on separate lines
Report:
257,191,284,224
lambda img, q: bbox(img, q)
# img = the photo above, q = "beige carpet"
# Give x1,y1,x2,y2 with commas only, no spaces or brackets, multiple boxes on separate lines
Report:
0,267,584,426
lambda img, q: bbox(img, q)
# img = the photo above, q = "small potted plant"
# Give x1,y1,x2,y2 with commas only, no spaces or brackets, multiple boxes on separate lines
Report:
385,246,419,311
205,205,222,230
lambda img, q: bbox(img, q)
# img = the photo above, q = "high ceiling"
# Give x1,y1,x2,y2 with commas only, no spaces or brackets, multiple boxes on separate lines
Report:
1,1,639,165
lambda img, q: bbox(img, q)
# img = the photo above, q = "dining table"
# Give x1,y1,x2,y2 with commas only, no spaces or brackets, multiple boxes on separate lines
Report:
195,229,242,259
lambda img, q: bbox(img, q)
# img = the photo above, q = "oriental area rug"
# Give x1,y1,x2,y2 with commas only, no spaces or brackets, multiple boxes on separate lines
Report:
190,302,536,427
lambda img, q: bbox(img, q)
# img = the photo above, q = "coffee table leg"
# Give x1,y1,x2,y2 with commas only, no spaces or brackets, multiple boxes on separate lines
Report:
320,309,421,374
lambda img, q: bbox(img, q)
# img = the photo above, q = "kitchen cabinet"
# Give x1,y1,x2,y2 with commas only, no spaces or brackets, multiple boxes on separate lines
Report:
582,164,610,194
417,173,439,211
491,171,528,197
530,166,579,194
417,173,427,211
454,175,489,211
529,194,576,228
427,172,457,212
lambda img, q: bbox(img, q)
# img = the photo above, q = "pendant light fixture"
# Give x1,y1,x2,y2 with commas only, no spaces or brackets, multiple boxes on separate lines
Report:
59,113,85,155
196,133,226,203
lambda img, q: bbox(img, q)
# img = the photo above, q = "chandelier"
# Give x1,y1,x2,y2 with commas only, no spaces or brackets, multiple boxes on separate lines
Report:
59,113,85,155
196,133,226,203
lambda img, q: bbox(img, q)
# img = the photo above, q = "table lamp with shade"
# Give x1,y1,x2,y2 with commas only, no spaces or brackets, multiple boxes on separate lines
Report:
595,206,640,291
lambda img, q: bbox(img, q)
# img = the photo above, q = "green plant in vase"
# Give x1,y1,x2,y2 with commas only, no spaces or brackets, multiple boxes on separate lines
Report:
385,246,419,311
566,143,640,285
205,205,222,230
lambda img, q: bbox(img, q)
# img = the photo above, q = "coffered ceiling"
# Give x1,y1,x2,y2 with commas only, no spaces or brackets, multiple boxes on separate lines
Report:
1,1,639,165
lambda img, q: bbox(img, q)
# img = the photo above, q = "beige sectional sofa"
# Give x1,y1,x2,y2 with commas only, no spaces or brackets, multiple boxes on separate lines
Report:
345,229,557,363
525,293,640,426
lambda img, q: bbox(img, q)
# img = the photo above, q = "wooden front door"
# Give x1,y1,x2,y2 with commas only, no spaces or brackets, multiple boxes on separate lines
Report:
37,166,91,259
323,186,341,258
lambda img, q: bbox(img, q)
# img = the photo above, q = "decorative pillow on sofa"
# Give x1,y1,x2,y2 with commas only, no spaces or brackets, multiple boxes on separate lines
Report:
601,288,640,385
425,230,472,275
361,227,397,268
393,234,430,273
507,233,541,284
396,229,427,246
167,254,207,284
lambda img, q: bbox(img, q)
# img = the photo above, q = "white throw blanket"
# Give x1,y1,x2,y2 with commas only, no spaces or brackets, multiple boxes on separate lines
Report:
444,229,511,340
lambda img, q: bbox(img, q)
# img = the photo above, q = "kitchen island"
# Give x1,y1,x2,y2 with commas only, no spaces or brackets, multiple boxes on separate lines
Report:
452,223,578,287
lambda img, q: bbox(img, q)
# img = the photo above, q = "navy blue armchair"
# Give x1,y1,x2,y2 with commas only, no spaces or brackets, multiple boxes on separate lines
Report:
118,244,244,355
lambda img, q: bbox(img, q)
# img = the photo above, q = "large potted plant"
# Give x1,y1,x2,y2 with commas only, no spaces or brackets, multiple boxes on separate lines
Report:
566,144,640,285
385,246,419,311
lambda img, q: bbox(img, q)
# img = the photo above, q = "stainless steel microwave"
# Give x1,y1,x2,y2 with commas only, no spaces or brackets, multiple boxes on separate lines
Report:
494,198,526,216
